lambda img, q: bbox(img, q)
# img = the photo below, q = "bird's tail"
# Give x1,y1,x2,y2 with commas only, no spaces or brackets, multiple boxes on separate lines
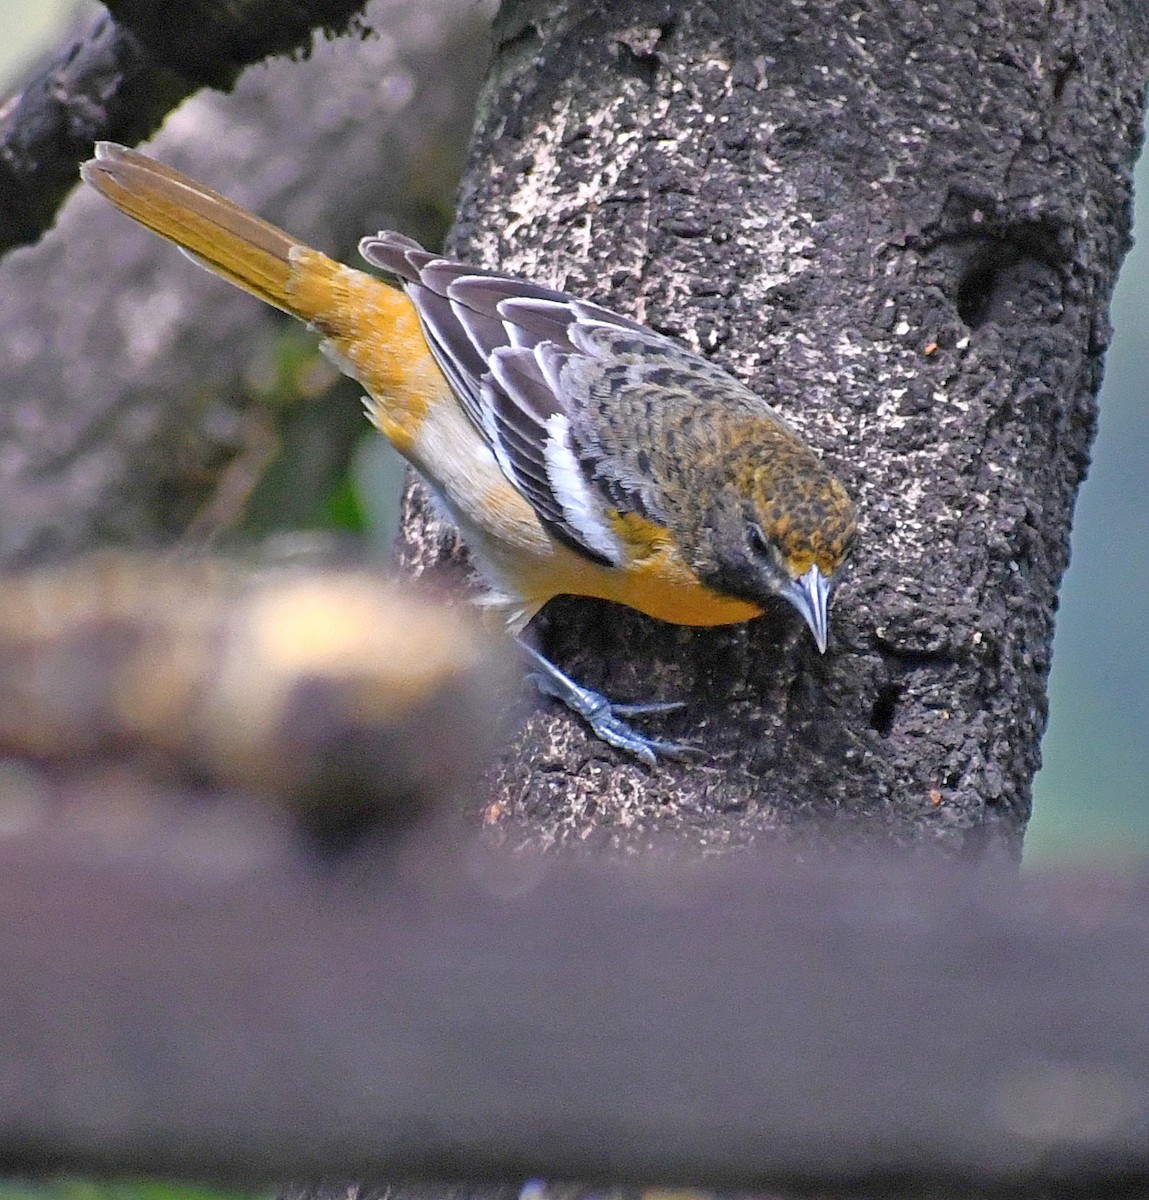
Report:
82,142,330,317
81,144,442,436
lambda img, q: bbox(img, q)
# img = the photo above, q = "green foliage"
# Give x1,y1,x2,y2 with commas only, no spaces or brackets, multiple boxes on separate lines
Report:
325,469,367,533
0,1181,264,1200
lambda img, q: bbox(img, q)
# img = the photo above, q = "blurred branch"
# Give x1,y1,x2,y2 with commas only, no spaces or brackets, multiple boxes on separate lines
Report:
0,0,489,567
0,553,512,835
0,0,373,255
0,828,1147,1195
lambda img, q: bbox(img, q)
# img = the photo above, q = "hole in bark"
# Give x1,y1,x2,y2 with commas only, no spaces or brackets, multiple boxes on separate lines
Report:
953,233,1063,330
618,42,659,86
925,203,1066,331
870,683,901,736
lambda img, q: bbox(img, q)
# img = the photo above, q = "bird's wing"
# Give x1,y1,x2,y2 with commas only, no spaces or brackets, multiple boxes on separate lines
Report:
359,231,672,567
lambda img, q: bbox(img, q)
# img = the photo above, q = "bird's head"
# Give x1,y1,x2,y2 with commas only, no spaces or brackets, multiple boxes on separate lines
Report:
690,427,857,652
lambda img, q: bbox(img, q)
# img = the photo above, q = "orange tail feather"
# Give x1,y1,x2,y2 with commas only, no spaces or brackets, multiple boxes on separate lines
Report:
82,143,444,438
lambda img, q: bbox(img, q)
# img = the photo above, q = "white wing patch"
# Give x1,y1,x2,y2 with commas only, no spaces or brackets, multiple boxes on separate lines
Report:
542,413,622,564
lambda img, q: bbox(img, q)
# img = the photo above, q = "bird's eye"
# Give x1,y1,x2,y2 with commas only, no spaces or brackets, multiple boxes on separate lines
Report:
748,523,772,557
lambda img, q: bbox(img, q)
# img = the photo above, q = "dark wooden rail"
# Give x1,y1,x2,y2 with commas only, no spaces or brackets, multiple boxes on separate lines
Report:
1,820,1146,1197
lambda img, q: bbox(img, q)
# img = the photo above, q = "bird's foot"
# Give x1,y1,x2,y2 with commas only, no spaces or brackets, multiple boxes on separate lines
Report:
519,643,697,767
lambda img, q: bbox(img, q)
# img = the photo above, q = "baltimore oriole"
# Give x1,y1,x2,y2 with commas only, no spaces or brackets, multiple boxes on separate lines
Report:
81,142,857,765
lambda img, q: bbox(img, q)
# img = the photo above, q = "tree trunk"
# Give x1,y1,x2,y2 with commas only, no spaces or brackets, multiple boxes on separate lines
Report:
401,0,1148,856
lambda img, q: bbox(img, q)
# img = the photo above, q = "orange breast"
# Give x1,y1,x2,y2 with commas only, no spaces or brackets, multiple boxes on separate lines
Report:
503,511,761,627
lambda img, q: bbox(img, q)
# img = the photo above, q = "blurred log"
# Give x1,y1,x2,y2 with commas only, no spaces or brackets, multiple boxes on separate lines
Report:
0,835,1146,1196
0,552,513,836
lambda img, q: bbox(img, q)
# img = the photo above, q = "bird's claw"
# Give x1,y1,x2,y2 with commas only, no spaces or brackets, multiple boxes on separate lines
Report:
523,646,697,766
585,714,701,767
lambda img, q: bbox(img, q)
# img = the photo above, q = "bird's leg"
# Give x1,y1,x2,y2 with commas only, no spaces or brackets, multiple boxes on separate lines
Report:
517,642,696,766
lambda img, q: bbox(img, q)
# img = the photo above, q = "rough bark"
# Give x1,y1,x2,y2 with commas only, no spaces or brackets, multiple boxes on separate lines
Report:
402,0,1149,855
0,0,489,566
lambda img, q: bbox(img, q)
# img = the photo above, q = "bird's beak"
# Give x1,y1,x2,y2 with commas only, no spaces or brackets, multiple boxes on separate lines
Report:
783,564,831,653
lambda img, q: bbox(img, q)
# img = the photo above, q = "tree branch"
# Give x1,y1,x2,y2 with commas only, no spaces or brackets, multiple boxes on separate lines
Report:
0,0,374,254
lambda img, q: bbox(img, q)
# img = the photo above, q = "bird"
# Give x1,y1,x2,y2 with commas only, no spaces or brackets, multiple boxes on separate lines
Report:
81,142,857,766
